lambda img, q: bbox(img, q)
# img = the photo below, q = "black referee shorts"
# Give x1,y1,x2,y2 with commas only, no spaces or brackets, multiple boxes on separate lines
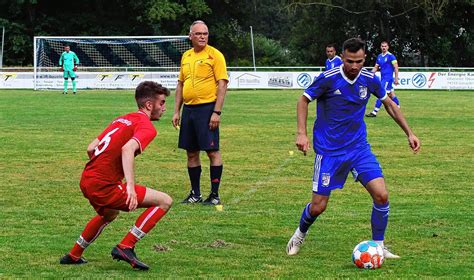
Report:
178,102,219,151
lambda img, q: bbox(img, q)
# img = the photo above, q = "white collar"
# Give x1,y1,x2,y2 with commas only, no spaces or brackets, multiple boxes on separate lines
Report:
339,65,361,85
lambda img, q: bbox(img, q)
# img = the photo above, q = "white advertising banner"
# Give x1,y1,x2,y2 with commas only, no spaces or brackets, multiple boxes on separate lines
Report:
396,71,474,90
1,71,473,90
228,71,320,89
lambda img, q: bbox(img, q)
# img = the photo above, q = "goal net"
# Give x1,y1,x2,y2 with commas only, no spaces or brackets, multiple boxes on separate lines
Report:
33,36,190,89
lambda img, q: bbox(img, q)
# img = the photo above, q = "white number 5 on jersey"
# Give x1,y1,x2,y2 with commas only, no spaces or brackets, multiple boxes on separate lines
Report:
94,127,119,156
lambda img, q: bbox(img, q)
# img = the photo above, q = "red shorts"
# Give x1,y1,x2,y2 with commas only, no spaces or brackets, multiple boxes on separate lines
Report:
80,178,147,216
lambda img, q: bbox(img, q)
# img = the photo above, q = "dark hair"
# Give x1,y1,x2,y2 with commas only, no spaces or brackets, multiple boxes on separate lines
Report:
326,43,336,49
135,81,170,108
342,38,366,53
64,45,70,48
381,41,389,46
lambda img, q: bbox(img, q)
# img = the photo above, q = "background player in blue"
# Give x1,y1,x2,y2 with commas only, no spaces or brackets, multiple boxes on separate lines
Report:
325,43,343,71
366,41,400,117
59,45,80,94
286,38,420,259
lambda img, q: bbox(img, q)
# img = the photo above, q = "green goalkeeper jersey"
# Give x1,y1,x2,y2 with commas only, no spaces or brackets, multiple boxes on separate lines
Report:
59,51,79,71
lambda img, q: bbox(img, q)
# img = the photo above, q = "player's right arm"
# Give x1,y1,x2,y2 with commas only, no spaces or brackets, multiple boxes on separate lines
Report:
296,95,311,156
296,73,327,155
172,80,184,128
121,139,141,211
87,138,100,159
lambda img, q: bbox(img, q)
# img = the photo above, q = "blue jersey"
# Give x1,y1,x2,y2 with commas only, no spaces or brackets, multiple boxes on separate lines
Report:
376,52,397,79
304,66,387,155
325,55,343,71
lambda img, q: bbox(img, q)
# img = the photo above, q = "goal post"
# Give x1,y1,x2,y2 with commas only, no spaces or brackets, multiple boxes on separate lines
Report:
33,36,190,90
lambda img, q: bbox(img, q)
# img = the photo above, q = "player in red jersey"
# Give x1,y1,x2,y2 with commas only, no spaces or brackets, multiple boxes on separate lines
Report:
60,81,172,270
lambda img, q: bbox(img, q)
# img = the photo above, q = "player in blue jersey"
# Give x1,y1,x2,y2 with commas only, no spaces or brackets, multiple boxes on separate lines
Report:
286,38,420,259
325,43,343,71
366,41,400,117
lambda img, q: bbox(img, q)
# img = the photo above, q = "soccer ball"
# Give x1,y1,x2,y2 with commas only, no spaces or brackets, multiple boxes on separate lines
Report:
352,240,384,269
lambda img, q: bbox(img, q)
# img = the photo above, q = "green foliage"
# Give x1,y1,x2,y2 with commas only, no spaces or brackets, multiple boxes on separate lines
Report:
0,89,473,278
0,0,472,66
0,19,31,65
253,34,300,66
186,0,212,17
283,0,473,67
213,19,299,67
147,0,187,21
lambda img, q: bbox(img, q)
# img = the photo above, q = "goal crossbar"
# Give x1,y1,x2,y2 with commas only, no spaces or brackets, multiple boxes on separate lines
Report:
33,36,190,90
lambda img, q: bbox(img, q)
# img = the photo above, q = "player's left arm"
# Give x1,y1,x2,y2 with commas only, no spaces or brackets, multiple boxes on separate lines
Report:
73,53,79,71
121,139,141,211
392,59,399,85
209,79,228,130
382,98,420,153
210,51,229,131
87,138,100,159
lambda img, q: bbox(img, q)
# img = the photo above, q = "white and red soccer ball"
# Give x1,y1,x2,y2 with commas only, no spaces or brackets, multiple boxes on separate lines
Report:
352,240,384,269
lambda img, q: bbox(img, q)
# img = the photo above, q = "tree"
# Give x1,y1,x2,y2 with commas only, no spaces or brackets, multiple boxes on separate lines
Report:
283,0,473,66
0,0,472,66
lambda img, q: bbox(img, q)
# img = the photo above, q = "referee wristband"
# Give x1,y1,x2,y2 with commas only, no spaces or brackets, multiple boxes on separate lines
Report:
213,110,222,116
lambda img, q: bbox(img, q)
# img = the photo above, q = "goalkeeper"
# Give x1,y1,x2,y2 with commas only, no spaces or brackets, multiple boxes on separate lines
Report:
59,45,80,94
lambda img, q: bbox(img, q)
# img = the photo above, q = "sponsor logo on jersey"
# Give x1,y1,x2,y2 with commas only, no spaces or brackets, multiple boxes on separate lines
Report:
333,89,342,95
113,118,132,126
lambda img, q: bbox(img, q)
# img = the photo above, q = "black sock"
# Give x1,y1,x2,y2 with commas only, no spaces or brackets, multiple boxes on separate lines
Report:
188,166,201,196
210,165,223,196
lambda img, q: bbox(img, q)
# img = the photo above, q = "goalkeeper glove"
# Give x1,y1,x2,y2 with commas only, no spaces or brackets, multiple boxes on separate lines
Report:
73,65,78,71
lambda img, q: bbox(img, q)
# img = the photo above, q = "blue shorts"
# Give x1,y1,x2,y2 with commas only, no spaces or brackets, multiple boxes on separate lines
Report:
312,145,383,196
381,77,394,92
178,102,219,151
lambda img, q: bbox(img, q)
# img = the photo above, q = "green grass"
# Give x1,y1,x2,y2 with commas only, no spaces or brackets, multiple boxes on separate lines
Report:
0,89,473,278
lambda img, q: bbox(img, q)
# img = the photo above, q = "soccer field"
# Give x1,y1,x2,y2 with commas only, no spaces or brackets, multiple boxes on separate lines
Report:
0,89,473,278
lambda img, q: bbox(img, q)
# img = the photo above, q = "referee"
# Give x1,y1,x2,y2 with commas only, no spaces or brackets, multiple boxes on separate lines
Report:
172,20,229,205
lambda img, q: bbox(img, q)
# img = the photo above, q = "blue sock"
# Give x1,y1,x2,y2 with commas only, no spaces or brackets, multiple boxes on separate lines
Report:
392,96,400,106
371,202,389,241
373,99,382,113
299,203,318,233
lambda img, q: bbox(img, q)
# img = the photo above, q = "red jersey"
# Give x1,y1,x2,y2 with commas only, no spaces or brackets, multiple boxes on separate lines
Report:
82,111,156,184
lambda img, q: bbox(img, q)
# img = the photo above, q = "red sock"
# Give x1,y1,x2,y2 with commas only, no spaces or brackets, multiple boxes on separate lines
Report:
69,215,109,259
119,207,167,249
